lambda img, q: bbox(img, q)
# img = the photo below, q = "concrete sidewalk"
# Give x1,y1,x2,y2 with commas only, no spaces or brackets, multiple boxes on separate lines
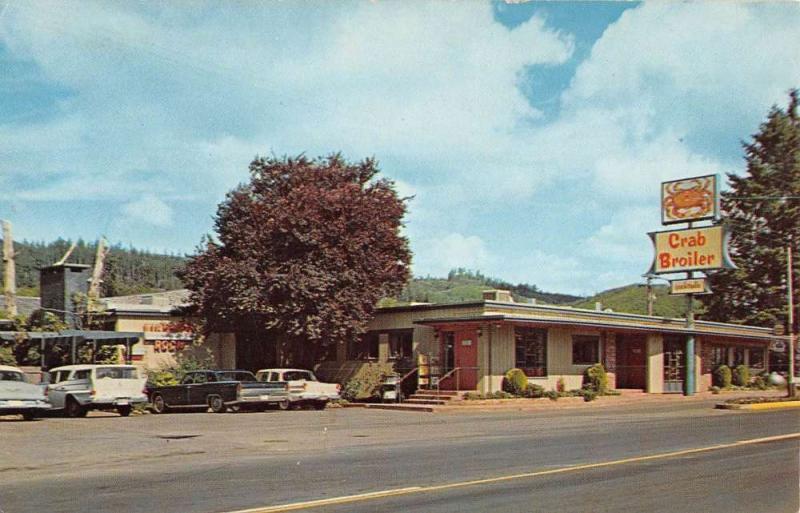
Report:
430,389,789,413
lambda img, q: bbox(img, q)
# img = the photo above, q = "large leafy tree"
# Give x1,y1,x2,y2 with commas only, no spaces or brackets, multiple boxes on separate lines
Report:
180,154,411,367
704,90,799,329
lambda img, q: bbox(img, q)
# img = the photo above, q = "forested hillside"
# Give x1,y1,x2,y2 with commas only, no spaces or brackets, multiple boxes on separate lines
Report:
571,283,691,318
0,238,185,297
394,269,582,305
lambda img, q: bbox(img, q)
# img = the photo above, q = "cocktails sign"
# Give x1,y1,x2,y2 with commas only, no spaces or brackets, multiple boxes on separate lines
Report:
661,174,719,225
669,277,711,295
648,225,735,274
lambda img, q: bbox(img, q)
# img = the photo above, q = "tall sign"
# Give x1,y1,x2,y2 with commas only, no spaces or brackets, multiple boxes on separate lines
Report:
646,173,728,397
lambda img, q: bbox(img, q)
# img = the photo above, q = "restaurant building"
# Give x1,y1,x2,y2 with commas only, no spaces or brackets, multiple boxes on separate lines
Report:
332,290,774,394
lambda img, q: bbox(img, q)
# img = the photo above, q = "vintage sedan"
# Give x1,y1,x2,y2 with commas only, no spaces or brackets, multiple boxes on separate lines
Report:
0,365,51,420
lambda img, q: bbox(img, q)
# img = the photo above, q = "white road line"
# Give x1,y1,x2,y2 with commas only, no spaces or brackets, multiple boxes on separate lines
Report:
222,432,800,513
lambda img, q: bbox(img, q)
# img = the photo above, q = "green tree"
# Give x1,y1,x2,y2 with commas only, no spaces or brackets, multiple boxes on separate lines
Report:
180,154,411,368
704,90,800,329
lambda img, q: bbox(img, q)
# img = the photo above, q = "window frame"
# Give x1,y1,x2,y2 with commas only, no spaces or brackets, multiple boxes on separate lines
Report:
514,327,548,377
571,335,600,366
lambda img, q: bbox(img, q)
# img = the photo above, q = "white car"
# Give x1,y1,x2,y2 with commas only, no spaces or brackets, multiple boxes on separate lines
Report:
46,364,148,417
0,365,51,421
255,368,340,410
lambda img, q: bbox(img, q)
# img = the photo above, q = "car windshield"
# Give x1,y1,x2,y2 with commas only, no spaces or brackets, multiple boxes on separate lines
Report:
0,371,25,382
283,371,314,381
95,367,139,379
216,371,257,382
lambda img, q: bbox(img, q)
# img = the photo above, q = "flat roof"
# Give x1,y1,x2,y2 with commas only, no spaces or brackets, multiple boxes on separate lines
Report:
376,300,775,342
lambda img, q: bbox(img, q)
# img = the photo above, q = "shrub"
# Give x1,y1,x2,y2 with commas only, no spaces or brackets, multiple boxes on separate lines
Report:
713,365,732,389
503,368,528,396
582,364,609,395
750,375,768,390
579,389,598,402
464,392,484,400
523,384,545,398
0,346,17,366
709,385,721,394
733,365,750,387
544,390,559,401
492,390,513,399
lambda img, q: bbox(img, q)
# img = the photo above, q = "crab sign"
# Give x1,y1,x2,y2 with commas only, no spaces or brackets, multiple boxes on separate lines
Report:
662,176,715,222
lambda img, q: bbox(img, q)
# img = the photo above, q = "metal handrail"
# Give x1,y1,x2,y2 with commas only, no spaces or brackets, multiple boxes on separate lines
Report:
398,366,418,384
436,367,461,394
396,367,418,403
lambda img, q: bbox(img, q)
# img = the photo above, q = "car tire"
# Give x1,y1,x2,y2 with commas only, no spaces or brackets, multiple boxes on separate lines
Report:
209,395,227,413
21,411,38,421
277,399,290,411
313,400,328,410
65,397,87,418
117,405,132,417
151,394,168,414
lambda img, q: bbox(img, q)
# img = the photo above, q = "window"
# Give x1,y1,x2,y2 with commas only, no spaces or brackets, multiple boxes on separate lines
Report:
0,371,25,382
442,332,455,372
389,330,414,360
283,371,314,381
96,367,139,379
748,348,765,369
73,370,91,381
733,347,746,367
572,335,600,365
349,332,379,360
515,328,547,377
710,345,726,368
181,374,195,385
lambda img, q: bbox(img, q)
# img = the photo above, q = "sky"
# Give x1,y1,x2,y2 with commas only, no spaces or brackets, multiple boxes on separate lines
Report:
1,1,799,296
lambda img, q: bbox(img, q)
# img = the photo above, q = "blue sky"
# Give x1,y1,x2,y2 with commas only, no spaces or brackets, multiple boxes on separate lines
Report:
1,1,799,296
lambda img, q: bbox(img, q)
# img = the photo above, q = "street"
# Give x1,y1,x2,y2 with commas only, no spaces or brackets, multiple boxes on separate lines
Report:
1,398,798,513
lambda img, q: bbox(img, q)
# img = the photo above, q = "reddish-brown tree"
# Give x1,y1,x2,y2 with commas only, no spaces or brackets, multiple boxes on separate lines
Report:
180,154,411,367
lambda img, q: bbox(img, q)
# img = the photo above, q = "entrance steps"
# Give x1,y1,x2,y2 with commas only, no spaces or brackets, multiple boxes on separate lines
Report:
402,390,468,406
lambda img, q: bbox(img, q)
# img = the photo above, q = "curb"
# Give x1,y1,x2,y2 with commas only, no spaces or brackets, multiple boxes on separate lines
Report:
715,401,800,411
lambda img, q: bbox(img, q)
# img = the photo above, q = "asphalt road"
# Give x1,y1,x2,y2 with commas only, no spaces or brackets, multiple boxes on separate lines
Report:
1,399,798,513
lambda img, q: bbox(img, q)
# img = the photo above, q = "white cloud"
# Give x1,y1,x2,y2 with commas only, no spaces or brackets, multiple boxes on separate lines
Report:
414,233,491,278
121,194,174,227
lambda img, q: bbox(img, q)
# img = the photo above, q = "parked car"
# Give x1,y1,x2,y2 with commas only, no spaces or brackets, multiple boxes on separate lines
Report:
255,368,341,410
0,365,51,420
45,364,148,417
147,370,289,414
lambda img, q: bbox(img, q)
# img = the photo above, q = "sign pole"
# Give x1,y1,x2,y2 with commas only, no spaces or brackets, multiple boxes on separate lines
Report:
685,218,696,396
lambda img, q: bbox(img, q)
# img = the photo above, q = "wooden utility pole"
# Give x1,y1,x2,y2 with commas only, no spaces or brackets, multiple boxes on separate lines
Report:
788,244,795,397
2,220,17,316
87,237,108,302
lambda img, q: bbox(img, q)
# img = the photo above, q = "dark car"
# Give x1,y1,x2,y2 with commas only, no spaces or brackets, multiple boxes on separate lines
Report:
147,370,289,413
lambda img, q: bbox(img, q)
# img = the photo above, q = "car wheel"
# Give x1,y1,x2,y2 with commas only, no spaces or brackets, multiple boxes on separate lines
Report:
313,400,328,411
117,405,132,417
151,394,168,414
21,411,38,421
65,397,87,418
209,395,227,413
277,399,290,411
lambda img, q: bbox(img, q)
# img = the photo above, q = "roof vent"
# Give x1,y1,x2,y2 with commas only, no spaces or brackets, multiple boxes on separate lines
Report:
483,290,513,303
